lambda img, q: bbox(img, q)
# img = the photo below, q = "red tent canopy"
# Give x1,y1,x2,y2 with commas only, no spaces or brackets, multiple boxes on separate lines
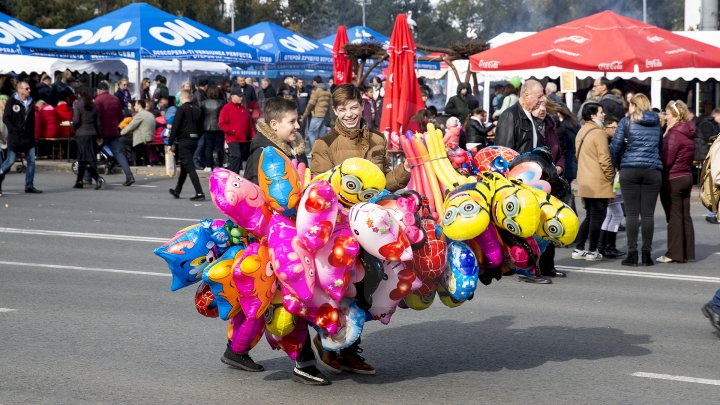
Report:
470,10,720,73
332,25,353,85
380,14,424,151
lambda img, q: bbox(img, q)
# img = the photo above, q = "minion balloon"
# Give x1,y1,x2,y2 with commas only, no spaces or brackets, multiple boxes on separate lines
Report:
315,158,386,207
524,185,579,246
441,178,493,241
484,172,541,238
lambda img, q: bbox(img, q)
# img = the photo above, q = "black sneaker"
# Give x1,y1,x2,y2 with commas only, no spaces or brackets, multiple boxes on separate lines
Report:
168,188,180,199
292,365,331,386
25,187,43,194
220,348,264,372
123,177,135,186
518,275,552,284
94,177,105,190
189,194,206,201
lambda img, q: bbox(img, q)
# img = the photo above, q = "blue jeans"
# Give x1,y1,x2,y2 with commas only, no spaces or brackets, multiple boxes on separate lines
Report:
307,117,328,151
103,137,133,179
1,146,36,189
709,289,720,314
193,135,206,168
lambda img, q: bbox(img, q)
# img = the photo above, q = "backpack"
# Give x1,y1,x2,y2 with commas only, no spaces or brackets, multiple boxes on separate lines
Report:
699,143,720,212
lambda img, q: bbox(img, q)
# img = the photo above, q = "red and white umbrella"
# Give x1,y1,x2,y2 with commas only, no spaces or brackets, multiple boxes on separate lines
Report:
332,25,354,85
379,14,424,151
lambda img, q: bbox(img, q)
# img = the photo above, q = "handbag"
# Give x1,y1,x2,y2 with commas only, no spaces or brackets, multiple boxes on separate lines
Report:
165,145,176,177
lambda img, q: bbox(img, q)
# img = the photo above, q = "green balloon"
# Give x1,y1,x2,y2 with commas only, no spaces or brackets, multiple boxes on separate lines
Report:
510,76,522,89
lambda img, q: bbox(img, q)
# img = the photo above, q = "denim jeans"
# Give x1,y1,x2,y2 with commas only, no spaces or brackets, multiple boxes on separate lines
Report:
307,117,328,151
1,146,36,189
709,289,720,314
102,137,133,179
193,135,206,168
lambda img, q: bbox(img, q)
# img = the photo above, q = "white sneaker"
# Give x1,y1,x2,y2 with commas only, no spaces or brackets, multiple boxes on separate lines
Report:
585,250,603,261
571,249,588,259
203,167,211,172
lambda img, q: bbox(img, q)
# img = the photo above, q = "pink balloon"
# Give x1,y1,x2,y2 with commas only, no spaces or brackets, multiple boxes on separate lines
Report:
296,180,339,253
348,202,413,262
315,223,360,302
209,168,271,237
233,242,278,319
265,316,309,361
472,226,503,268
281,288,340,334
267,215,316,302
227,310,266,355
368,261,421,325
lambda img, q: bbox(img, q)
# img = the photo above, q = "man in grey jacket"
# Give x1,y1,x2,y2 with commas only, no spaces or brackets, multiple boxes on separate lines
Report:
121,100,155,166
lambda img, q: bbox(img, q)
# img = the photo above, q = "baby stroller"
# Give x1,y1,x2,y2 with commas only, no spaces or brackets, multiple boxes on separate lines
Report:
72,144,117,175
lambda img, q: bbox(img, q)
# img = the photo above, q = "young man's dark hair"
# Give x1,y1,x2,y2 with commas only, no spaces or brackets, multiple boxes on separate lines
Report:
582,102,603,121
263,96,298,123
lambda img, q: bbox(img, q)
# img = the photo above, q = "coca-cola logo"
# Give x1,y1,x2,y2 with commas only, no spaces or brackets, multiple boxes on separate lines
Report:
476,59,500,69
598,61,623,71
554,35,589,45
645,59,662,68
646,35,664,43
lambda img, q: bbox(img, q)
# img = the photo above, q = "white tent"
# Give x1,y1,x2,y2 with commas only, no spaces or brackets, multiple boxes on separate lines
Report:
2,56,230,94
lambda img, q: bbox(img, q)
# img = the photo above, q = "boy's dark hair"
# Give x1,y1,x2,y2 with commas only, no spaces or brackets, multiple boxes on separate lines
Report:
136,99,147,109
313,75,323,84
264,97,298,123
332,83,362,107
582,102,603,121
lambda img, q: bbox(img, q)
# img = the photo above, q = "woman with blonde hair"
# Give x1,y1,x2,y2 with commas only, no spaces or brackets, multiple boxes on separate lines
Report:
610,93,663,266
657,100,695,263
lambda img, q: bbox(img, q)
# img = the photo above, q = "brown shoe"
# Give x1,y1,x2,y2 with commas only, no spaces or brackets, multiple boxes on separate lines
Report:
312,335,342,374
338,348,376,375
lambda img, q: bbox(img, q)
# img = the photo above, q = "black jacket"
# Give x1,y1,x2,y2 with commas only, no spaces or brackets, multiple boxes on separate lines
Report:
3,95,35,153
169,102,203,144
466,117,491,147
244,122,308,185
494,102,536,154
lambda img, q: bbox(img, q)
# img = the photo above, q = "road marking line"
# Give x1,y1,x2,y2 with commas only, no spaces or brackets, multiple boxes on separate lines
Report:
0,227,166,243
108,183,158,188
557,265,720,283
632,372,720,386
0,308,17,313
0,261,170,277
142,216,198,222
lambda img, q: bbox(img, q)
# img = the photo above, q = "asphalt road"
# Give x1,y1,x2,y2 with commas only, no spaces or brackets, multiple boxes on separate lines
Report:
1,171,720,404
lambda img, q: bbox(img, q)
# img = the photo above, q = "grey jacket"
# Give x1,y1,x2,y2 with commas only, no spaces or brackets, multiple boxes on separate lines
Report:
121,109,156,147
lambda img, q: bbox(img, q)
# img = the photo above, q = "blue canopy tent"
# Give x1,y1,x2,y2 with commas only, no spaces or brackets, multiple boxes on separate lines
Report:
0,11,45,55
230,22,332,69
21,3,272,96
318,26,440,71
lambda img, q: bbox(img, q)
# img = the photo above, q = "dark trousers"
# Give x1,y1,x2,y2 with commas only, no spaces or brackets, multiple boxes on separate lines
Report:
227,141,251,174
173,139,203,196
133,143,147,166
203,131,225,169
539,243,555,275
575,198,609,251
76,161,99,184
660,175,695,261
620,168,662,253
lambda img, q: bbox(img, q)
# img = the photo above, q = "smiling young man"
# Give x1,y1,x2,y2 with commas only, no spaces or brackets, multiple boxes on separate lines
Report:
310,84,410,192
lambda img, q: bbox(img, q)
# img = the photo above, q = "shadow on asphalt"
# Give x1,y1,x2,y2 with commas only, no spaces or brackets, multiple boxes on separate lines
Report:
259,316,652,383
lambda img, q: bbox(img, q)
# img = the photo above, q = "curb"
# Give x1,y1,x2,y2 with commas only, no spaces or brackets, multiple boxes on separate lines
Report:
33,160,212,179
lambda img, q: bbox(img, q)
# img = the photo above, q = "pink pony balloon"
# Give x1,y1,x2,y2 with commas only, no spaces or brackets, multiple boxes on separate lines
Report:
470,225,503,268
233,242,277,319
296,180,339,253
281,287,340,334
348,202,413,262
368,261,421,325
209,168,271,237
314,223,360,302
227,310,266,355
267,215,316,302
265,316,309,361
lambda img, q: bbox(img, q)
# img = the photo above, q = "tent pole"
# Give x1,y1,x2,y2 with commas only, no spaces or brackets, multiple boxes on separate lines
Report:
650,76,661,109
482,75,490,112
137,59,142,100
695,82,700,117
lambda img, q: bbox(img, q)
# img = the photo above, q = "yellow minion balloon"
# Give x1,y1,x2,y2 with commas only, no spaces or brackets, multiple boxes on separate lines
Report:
441,180,492,241
524,185,579,246
485,172,541,238
315,158,386,207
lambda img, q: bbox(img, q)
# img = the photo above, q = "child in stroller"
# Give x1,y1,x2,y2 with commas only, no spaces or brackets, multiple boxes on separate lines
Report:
72,143,117,176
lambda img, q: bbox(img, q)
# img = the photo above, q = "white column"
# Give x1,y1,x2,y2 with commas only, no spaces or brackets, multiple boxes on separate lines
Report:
483,75,491,112
650,76,662,109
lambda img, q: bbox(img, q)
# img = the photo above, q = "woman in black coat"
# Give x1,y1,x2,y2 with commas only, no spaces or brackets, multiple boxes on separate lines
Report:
72,88,103,189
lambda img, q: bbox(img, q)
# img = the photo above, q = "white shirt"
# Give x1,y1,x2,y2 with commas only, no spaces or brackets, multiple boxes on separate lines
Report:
522,107,537,148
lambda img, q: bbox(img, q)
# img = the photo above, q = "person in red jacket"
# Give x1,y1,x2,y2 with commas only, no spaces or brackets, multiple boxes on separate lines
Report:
55,101,73,139
218,89,254,174
36,100,59,141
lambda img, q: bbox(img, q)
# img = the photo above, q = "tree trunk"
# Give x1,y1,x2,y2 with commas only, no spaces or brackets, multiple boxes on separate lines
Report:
358,54,389,86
